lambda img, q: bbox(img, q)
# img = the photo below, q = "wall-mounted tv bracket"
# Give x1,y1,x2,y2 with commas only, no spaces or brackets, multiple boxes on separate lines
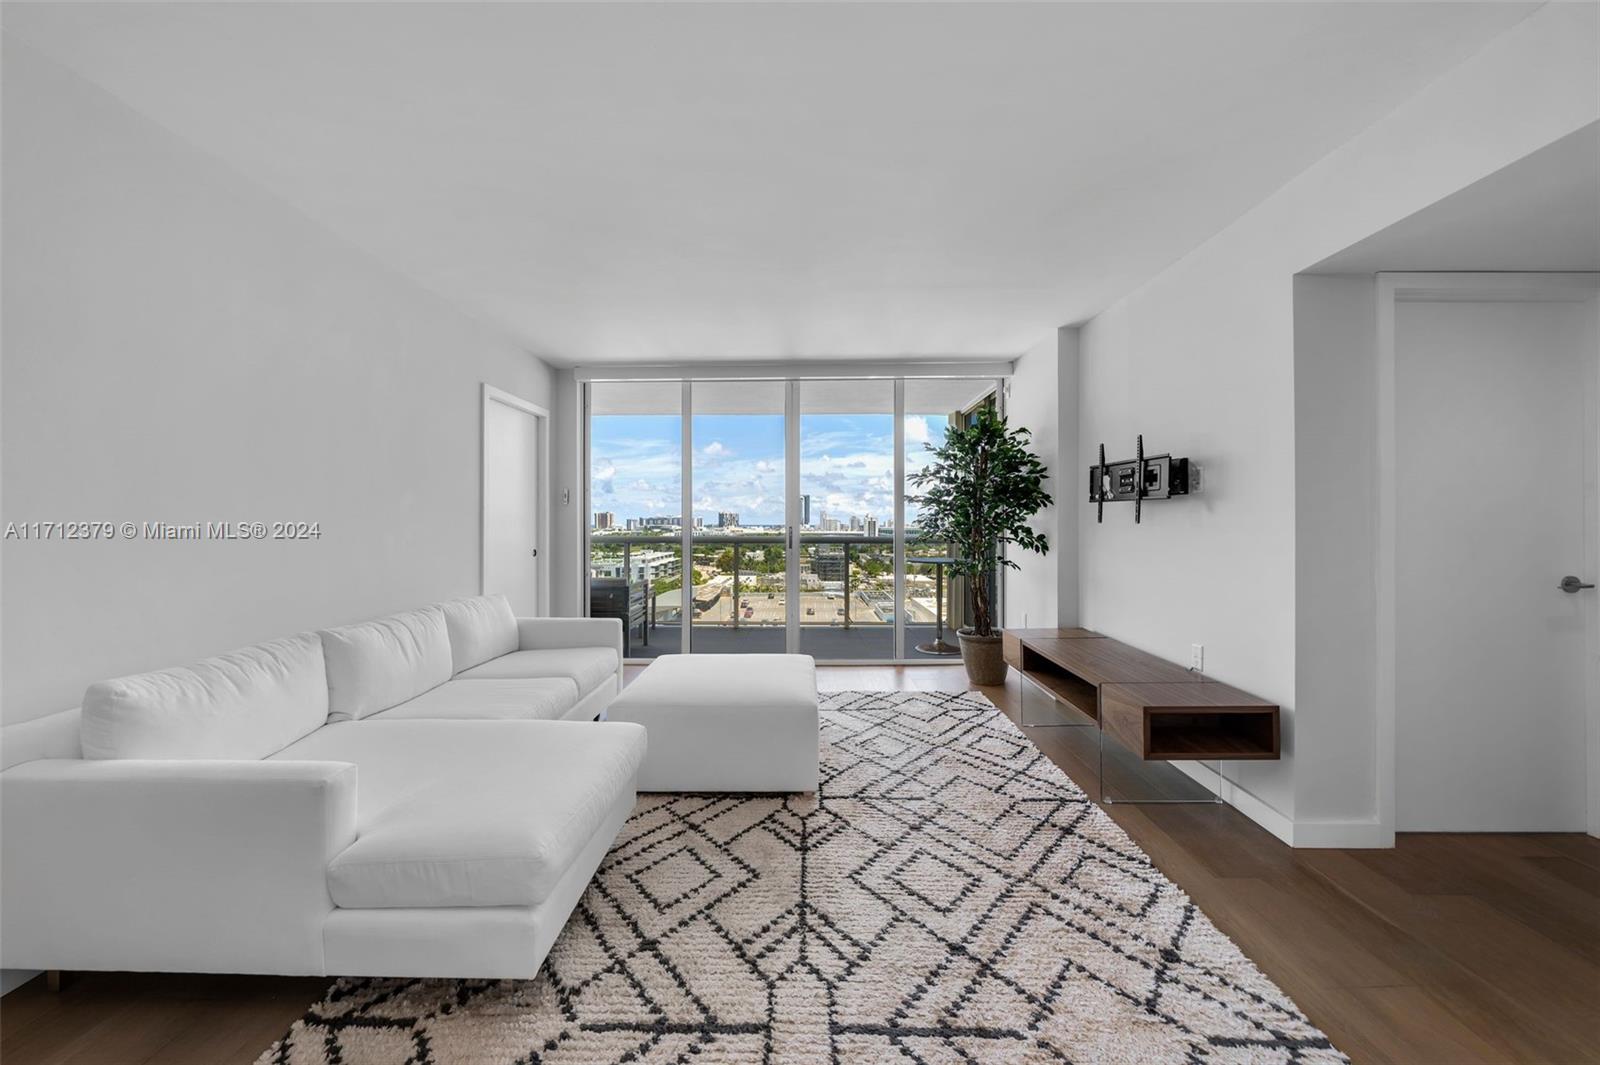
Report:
1095,443,1107,523
1089,434,1199,523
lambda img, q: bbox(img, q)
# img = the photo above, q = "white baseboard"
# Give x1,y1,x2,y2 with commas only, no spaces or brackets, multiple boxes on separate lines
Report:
1290,818,1392,848
1,969,41,996
1168,762,1390,848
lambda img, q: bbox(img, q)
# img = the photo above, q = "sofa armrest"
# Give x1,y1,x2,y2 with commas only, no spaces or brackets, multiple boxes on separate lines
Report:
517,617,626,696
517,616,624,654
0,758,357,975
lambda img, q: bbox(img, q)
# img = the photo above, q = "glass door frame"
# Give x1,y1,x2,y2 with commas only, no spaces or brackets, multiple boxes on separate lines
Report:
583,370,1009,664
785,381,801,654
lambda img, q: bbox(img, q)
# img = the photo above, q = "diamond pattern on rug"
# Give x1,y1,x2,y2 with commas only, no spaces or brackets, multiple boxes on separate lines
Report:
260,689,1346,1064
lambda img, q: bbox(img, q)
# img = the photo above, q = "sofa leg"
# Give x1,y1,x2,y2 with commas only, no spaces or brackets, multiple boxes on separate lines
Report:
45,970,62,992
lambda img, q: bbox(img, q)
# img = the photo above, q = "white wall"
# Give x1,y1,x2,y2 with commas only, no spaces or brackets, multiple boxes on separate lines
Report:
1004,333,1058,630
1057,329,1081,629
1004,327,1079,630
548,368,586,618
1292,275,1378,830
0,41,554,723
1077,2,1599,842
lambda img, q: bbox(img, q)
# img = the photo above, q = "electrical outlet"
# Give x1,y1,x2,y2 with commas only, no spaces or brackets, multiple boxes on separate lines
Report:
1190,644,1204,672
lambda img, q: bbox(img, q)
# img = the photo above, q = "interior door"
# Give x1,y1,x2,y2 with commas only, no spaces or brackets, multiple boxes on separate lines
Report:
1395,289,1598,831
482,389,544,616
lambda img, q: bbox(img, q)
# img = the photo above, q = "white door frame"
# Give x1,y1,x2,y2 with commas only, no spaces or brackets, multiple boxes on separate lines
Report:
481,383,551,616
1376,272,1600,844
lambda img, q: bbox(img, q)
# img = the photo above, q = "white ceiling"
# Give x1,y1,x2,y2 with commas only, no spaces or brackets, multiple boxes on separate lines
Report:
4,2,1538,365
1309,121,1600,274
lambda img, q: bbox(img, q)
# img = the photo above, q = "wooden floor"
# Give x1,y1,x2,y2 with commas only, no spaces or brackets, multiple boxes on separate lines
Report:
4,664,1597,1064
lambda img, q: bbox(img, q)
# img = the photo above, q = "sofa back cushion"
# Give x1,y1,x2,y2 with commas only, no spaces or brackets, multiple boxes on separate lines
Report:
321,607,452,722
80,634,328,760
439,594,518,673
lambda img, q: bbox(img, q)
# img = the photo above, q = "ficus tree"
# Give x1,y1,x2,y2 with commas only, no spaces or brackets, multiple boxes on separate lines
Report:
907,408,1052,637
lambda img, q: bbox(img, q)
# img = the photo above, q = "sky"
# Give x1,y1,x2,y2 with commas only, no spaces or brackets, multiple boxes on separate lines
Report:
590,413,949,527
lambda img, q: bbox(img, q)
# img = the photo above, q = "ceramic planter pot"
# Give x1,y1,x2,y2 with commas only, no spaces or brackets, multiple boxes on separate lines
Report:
957,628,1007,686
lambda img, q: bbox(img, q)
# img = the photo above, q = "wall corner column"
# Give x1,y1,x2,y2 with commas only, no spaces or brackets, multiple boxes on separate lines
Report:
1057,325,1082,628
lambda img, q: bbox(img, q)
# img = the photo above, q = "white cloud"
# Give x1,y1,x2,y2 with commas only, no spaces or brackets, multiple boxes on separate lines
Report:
593,458,617,495
702,441,731,458
904,416,931,445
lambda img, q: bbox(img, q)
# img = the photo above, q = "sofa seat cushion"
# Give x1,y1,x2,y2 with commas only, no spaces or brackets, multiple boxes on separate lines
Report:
455,647,619,694
439,595,519,673
81,633,328,760
371,678,579,722
270,720,645,908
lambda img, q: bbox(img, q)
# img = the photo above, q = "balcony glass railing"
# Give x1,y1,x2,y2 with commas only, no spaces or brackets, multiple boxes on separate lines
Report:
588,534,963,660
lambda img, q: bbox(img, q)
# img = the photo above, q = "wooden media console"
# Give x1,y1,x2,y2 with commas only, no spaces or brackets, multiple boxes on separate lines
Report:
1002,628,1280,762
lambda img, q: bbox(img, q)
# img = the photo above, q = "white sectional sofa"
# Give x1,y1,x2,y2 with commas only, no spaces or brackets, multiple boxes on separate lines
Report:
0,595,643,980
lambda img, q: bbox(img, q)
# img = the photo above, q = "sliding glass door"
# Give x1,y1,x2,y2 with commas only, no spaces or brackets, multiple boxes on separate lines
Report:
587,381,683,659
586,375,1002,661
688,380,788,653
798,380,896,660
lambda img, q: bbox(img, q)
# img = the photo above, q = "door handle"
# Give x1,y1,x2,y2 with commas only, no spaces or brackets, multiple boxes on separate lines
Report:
1558,575,1593,593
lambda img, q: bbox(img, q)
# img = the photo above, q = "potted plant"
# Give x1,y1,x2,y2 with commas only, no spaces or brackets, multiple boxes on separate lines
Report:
907,408,1051,685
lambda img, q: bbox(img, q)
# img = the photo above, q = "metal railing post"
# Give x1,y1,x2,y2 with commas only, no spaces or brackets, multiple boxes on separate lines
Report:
843,543,852,629
732,542,741,630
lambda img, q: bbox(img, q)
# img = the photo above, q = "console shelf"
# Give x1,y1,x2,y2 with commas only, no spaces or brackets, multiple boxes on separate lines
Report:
1019,659,1100,723
1005,628,1105,722
1004,630,1281,764
1101,682,1279,761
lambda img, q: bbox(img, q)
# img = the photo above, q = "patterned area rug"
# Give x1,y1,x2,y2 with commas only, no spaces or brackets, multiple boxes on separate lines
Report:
262,690,1343,1064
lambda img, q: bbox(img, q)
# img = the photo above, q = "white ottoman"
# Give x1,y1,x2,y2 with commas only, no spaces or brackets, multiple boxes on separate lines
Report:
607,653,818,792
